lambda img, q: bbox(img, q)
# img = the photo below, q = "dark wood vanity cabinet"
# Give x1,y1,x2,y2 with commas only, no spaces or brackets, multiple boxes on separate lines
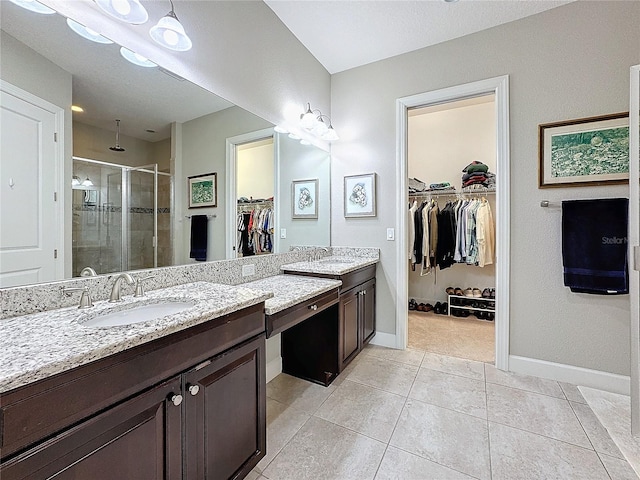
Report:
0,303,266,480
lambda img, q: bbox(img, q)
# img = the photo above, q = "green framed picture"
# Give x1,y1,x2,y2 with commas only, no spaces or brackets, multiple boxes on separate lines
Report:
188,172,217,208
539,112,629,188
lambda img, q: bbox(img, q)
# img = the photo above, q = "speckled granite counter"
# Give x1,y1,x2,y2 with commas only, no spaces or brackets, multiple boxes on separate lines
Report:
242,275,342,315
280,255,378,276
0,282,272,393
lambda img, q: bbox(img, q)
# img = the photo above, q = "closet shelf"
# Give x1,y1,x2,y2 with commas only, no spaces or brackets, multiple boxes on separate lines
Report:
447,294,495,317
409,188,495,199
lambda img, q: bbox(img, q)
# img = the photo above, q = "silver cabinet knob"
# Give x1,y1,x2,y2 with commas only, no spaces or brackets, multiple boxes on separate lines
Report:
170,394,183,406
308,304,318,311
188,384,200,396
362,290,367,295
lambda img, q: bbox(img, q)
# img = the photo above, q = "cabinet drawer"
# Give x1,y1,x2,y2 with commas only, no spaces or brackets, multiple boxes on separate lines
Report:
266,288,339,338
339,265,376,292
0,303,265,459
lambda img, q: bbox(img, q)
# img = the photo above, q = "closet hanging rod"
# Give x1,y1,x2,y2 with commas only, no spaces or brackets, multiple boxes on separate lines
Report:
185,214,216,219
409,189,495,198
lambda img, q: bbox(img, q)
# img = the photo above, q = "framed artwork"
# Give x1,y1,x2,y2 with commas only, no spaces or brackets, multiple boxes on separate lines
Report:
539,112,629,188
344,173,376,217
188,173,217,208
292,179,318,219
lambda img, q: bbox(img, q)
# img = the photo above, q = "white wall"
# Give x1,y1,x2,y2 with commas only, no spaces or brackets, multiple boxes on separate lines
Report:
180,107,273,263
237,140,274,200
331,1,640,376
408,98,496,304
0,30,73,278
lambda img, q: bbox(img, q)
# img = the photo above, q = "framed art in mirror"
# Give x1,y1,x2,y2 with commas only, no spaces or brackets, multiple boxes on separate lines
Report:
188,173,217,208
539,112,629,188
292,179,318,219
344,173,376,217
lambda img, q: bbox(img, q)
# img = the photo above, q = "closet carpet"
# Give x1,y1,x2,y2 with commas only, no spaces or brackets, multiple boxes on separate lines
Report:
408,311,495,364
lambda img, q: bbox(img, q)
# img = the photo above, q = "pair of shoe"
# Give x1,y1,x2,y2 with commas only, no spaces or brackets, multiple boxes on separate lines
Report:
409,299,418,311
433,302,448,314
451,308,470,318
463,288,482,298
481,288,496,299
476,311,495,321
446,286,465,296
417,303,433,312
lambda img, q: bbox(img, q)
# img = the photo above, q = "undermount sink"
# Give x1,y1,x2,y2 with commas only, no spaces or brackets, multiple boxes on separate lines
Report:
81,300,196,328
317,258,355,265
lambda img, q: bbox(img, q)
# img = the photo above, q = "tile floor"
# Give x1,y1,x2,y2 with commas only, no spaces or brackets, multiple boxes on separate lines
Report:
408,311,495,363
250,345,639,480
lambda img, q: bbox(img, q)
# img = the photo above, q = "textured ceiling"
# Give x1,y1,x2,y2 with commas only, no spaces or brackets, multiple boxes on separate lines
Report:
265,0,573,74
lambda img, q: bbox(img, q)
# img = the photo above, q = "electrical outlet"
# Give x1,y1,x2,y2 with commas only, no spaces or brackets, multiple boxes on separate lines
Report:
386,228,395,241
280,228,287,239
242,264,256,277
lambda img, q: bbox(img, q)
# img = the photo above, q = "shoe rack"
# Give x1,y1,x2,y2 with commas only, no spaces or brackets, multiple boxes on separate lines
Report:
447,294,495,320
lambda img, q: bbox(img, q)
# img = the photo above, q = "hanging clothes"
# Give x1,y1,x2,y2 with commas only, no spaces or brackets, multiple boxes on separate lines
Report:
236,202,275,256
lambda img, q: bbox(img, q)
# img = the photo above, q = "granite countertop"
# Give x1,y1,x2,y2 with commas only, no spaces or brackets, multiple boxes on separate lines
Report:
280,255,378,276
0,282,272,394
241,275,342,315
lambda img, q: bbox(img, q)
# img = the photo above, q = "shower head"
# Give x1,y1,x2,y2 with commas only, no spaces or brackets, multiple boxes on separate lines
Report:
109,119,125,152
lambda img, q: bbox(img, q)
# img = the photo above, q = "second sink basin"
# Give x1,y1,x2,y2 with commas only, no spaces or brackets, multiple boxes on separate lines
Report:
81,300,196,328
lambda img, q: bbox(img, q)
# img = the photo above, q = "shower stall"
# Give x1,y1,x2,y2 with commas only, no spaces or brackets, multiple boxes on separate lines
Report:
72,157,173,277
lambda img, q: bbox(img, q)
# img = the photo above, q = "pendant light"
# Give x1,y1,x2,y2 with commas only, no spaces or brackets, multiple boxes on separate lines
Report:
8,0,55,14
72,175,81,187
95,0,148,25
298,103,339,142
109,119,126,152
149,0,192,52
300,103,317,130
120,47,157,68
81,176,94,187
66,18,113,44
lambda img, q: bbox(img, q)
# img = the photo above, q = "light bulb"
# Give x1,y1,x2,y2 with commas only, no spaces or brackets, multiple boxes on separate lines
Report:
163,29,179,46
112,0,131,16
95,0,148,24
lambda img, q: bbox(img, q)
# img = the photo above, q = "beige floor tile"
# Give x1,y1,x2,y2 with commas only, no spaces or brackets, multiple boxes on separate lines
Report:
314,380,406,443
332,352,363,387
363,344,425,367
346,354,418,396
409,367,486,419
390,399,491,480
408,311,494,363
598,453,640,480
266,373,335,415
485,363,564,398
571,401,624,458
245,470,262,480
561,381,587,403
420,351,485,380
487,383,591,448
489,422,610,480
255,397,311,472
262,416,386,480
374,446,475,480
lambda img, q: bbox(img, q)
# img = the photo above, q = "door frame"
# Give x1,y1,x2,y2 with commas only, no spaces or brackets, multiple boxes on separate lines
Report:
629,64,639,434
225,128,277,259
395,75,511,370
1,79,65,281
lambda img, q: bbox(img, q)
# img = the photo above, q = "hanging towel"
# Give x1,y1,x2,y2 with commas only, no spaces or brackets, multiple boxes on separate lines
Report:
562,198,628,294
189,215,209,262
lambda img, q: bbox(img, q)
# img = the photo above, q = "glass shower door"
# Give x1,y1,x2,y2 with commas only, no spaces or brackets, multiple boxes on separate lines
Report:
126,164,158,271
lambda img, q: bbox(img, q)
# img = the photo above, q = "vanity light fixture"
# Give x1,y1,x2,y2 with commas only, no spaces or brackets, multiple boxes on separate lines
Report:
95,0,149,25
8,0,55,15
71,105,85,113
120,47,157,68
299,104,339,142
72,175,81,187
81,176,94,187
149,0,193,52
66,18,113,44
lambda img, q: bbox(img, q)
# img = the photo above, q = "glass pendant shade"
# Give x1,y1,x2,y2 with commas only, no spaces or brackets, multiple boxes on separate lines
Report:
95,0,149,24
120,47,157,68
323,126,339,142
81,176,94,187
313,117,329,137
150,12,192,51
274,125,288,134
300,104,316,130
71,175,81,187
8,0,55,14
66,18,113,44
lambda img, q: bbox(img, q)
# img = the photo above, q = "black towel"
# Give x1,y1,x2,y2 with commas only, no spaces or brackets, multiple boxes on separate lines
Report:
562,198,628,294
189,215,208,262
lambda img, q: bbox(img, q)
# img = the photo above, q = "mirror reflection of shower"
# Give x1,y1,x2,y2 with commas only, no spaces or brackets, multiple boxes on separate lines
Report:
71,157,173,277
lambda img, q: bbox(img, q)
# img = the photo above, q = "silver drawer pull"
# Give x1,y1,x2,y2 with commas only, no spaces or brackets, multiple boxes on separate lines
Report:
308,304,318,311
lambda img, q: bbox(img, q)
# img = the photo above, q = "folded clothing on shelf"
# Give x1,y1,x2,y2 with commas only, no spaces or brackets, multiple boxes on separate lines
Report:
408,177,427,193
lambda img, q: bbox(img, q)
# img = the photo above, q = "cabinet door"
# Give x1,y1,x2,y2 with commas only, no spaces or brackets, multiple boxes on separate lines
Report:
184,334,266,480
361,279,376,346
339,287,360,369
1,378,182,480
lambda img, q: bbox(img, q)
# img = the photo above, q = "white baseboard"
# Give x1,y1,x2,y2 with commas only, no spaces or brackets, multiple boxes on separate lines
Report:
509,355,630,395
370,332,398,349
266,356,282,383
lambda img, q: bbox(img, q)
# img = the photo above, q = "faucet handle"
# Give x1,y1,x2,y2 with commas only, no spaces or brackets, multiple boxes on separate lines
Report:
63,286,94,309
134,275,156,297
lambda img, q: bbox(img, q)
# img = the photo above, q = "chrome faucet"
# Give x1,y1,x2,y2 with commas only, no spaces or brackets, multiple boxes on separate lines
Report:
134,275,156,298
109,273,135,302
313,247,330,261
80,266,97,277
63,286,94,309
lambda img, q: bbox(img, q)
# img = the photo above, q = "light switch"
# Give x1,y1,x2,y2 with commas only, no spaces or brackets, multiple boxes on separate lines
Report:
386,228,395,241
280,228,287,239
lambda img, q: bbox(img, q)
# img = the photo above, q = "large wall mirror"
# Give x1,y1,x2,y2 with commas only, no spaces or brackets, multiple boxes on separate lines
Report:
0,2,330,288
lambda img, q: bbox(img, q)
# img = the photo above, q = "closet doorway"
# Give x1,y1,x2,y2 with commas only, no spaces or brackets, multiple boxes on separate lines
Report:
407,95,496,363
396,76,510,370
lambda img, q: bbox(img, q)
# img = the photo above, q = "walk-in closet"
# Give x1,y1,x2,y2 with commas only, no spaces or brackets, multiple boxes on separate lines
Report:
407,94,497,363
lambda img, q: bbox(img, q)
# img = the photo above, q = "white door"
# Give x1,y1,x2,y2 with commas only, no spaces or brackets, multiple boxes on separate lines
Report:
629,65,640,434
0,84,61,287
